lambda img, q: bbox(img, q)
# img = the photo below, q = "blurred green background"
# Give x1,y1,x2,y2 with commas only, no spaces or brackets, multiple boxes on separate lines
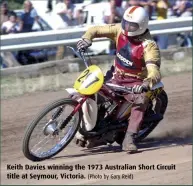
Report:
0,0,25,10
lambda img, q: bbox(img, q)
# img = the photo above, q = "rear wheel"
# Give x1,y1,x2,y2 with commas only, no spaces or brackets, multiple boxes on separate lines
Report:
115,90,168,145
135,90,168,142
22,98,82,161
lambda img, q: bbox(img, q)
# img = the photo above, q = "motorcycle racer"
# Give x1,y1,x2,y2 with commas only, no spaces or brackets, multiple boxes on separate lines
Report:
77,6,161,153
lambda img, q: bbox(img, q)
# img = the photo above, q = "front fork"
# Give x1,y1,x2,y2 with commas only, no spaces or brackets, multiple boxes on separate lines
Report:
43,96,88,136
59,96,88,130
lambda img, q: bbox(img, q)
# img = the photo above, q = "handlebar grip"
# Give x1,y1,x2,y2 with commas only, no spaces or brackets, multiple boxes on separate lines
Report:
78,48,86,53
126,87,133,92
142,86,149,92
130,86,149,94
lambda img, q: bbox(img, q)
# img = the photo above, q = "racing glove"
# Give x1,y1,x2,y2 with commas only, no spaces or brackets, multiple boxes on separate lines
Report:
77,38,92,51
132,82,149,94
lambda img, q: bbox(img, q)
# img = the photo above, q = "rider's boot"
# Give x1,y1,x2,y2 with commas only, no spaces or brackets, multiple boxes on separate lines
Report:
75,138,87,147
122,131,138,153
74,131,87,147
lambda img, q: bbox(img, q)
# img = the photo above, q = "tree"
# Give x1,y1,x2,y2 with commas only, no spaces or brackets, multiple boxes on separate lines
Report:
2,0,25,10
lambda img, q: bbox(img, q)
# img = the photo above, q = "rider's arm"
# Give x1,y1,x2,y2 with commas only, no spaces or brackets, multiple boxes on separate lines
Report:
143,41,161,88
82,24,120,42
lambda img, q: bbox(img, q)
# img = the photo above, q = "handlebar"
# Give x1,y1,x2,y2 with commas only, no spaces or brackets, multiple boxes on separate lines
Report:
105,83,149,94
67,46,90,68
67,46,148,94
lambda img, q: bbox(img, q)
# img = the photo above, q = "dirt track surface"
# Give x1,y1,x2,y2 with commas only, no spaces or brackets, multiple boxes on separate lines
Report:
1,72,192,185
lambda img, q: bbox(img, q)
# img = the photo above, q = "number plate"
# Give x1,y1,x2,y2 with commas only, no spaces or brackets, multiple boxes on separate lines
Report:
74,65,104,95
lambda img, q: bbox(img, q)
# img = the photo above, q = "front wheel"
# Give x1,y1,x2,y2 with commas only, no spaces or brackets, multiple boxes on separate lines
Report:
22,98,82,161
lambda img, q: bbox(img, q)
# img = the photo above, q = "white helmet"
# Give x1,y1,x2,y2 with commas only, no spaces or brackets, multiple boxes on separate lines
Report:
121,6,149,37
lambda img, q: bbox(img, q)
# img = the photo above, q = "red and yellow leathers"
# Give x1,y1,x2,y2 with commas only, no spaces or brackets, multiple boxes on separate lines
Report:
81,23,161,135
82,23,161,89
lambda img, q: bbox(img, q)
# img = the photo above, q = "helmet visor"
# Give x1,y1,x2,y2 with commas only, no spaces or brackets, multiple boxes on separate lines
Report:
121,19,139,32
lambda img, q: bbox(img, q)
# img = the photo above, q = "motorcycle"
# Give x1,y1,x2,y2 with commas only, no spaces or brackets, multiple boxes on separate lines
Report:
22,47,168,161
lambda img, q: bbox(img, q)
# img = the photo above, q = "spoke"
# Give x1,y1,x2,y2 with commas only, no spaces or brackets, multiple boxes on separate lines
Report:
31,135,50,152
54,134,61,143
29,104,79,157
32,135,56,154
32,147,42,154
44,137,52,146
60,126,73,144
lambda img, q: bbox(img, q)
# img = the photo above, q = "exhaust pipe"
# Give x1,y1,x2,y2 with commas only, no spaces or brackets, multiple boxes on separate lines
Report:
79,122,127,138
79,114,163,138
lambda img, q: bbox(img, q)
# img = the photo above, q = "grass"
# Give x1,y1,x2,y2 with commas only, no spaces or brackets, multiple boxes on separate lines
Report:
1,59,192,99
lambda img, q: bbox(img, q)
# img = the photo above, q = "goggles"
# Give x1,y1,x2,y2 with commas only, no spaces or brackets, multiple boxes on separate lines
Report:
121,19,139,32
